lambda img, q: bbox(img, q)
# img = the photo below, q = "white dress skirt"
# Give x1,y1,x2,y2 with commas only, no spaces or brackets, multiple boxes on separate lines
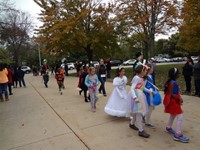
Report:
127,75,149,117
104,76,128,117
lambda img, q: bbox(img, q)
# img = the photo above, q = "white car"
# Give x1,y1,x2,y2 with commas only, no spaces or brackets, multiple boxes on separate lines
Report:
123,59,136,65
67,63,75,70
91,61,99,67
21,66,31,73
61,63,75,70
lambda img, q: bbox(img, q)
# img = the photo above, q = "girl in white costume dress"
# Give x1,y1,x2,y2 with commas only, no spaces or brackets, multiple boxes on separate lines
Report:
128,65,155,138
104,67,128,117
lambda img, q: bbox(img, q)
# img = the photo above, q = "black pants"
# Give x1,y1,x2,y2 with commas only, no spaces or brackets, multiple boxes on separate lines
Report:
184,75,191,92
194,79,200,96
43,75,49,87
8,83,13,94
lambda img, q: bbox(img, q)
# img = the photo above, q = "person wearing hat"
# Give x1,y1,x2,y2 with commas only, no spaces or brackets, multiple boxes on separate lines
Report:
133,51,143,71
41,59,49,88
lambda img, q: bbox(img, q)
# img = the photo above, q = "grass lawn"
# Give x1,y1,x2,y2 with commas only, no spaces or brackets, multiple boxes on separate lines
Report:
109,64,194,94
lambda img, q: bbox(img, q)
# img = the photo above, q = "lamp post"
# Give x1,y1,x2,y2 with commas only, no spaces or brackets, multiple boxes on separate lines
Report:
38,47,41,67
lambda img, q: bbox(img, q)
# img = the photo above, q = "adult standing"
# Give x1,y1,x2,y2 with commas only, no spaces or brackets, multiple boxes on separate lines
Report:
182,56,194,95
12,66,18,88
97,58,107,96
41,59,50,88
0,63,9,101
106,58,111,79
17,66,26,87
193,54,200,97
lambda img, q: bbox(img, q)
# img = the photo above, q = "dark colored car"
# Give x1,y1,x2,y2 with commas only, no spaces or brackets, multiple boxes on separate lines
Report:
110,60,122,66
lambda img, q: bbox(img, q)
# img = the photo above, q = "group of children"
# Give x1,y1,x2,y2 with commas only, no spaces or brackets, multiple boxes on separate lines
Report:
104,63,189,143
54,59,189,143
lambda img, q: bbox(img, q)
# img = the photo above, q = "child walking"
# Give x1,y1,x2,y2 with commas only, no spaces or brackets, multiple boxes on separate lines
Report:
163,68,189,143
128,65,154,138
104,67,128,117
143,64,156,128
79,65,89,102
55,67,65,95
85,67,99,112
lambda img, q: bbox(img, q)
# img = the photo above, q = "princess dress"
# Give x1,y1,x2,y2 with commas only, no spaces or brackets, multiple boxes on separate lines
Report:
104,76,128,117
127,75,148,116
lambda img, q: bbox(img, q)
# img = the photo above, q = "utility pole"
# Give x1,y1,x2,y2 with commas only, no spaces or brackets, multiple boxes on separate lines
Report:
38,46,41,67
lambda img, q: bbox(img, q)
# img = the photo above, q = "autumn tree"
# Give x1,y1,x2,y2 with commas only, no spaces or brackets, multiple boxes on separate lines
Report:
179,0,200,52
34,0,119,62
115,0,181,60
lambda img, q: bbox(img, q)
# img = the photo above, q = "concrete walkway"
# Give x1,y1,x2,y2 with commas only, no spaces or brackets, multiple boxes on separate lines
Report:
0,74,199,150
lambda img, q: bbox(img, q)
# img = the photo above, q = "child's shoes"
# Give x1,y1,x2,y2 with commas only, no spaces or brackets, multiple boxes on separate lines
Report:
173,134,190,143
138,130,150,138
166,127,175,135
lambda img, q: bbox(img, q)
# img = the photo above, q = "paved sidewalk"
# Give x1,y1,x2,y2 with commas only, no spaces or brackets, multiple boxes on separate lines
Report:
0,74,199,150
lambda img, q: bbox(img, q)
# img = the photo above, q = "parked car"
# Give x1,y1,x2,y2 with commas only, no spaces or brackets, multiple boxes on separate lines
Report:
21,66,31,73
67,63,75,70
154,57,166,63
123,59,136,65
91,61,99,67
110,60,122,66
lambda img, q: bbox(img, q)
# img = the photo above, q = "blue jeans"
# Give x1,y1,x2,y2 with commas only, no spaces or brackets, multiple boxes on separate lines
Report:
98,77,106,95
0,83,8,97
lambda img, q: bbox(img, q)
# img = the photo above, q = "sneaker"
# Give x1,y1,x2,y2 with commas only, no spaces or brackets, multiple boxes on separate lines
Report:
145,123,156,129
166,127,175,135
138,130,150,138
173,134,190,143
129,124,138,130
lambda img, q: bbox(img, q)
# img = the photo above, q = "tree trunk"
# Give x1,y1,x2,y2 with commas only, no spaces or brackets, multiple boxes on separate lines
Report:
84,44,93,64
144,40,149,61
150,0,157,58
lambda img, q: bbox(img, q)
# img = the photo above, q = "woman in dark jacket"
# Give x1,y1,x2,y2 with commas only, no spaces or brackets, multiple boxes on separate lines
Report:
182,56,194,94
97,58,107,96
17,66,26,87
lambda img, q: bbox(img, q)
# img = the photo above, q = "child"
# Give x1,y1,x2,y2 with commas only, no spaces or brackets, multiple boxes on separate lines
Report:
79,65,89,102
128,65,154,138
163,68,189,143
143,64,156,128
60,66,66,89
85,67,99,112
104,67,128,117
55,68,65,95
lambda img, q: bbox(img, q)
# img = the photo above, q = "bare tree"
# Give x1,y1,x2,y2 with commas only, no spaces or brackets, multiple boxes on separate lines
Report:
0,1,33,65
